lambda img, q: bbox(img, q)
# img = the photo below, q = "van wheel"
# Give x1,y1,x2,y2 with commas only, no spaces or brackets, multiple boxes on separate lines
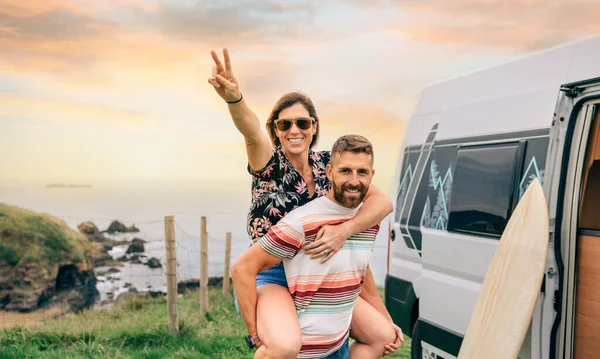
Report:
411,321,422,359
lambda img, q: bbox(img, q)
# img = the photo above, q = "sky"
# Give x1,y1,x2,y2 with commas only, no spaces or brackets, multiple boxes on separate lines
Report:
2,0,600,194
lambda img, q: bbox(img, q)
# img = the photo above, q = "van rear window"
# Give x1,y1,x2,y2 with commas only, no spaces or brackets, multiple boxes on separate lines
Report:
447,142,522,237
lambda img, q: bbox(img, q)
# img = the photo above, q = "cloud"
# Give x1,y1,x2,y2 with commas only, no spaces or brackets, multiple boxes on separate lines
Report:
0,0,313,96
0,2,114,40
0,1,195,80
0,92,148,126
0,0,388,96
393,0,600,51
147,1,318,45
0,2,118,74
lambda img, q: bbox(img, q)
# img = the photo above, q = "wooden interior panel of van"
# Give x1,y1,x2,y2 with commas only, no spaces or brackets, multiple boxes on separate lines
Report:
575,107,600,359
579,108,600,223
579,164,600,230
574,233,600,359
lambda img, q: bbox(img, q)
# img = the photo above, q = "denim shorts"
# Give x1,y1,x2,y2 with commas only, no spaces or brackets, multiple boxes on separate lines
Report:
256,261,288,287
233,261,288,314
321,339,350,359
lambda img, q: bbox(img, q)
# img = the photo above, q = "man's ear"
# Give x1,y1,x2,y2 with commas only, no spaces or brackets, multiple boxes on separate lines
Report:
326,163,332,182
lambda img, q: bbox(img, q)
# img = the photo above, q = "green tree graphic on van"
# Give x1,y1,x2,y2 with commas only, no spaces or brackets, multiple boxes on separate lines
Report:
422,160,453,230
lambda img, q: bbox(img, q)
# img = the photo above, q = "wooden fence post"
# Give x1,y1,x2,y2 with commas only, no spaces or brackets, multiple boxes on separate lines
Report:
200,216,209,315
223,232,232,293
164,215,179,334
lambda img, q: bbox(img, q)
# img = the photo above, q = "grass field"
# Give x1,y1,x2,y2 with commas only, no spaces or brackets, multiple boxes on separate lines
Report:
0,288,411,358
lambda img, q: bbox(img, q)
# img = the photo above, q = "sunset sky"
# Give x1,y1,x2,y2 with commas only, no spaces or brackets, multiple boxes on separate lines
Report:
2,0,600,193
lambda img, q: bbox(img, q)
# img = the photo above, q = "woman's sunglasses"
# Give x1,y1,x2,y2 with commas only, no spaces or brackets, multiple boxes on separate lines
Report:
273,117,316,131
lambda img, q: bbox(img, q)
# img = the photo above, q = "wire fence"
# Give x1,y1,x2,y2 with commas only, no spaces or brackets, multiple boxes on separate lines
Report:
0,210,391,330
0,215,250,330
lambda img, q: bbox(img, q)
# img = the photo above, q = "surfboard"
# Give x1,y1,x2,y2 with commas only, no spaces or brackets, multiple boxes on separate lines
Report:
457,178,549,359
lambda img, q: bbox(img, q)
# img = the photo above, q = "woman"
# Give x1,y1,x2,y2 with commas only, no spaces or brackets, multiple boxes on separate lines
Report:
208,48,403,358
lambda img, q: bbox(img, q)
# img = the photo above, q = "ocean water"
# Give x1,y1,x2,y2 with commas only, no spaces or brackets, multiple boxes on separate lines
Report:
0,180,390,303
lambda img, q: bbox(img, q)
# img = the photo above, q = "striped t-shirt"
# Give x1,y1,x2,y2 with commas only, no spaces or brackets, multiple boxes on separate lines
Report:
257,196,379,359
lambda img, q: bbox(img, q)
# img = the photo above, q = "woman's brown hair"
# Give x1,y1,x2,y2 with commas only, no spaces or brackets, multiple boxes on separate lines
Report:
265,92,320,149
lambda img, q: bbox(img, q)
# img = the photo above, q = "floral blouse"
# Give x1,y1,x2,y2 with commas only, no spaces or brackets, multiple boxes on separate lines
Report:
247,146,331,241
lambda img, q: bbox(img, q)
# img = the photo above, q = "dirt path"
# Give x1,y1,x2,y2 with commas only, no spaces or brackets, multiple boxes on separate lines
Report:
0,307,65,329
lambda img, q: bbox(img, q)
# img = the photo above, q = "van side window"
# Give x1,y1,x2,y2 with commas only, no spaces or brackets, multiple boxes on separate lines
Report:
447,143,522,237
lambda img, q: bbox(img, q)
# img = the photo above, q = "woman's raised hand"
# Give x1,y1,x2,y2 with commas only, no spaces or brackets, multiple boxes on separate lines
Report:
208,48,242,103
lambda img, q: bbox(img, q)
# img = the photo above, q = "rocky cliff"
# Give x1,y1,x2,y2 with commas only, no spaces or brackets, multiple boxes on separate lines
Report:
0,203,98,313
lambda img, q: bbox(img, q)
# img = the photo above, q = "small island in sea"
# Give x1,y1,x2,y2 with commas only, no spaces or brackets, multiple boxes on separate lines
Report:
45,183,92,188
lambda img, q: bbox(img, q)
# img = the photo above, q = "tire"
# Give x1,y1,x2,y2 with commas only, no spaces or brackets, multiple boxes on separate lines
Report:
411,320,422,359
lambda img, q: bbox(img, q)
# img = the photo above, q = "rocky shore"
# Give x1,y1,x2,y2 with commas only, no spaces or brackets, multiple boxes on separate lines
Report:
78,220,159,269
77,220,165,306
81,220,227,307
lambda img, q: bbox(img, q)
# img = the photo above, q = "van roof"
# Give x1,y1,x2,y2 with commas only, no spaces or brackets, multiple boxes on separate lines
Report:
402,36,600,147
413,35,600,117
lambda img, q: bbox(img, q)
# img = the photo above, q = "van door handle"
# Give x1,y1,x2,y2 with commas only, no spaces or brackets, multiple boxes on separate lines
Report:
391,229,396,242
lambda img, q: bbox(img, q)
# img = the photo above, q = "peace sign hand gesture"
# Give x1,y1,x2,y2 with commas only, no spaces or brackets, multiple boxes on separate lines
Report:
208,48,242,103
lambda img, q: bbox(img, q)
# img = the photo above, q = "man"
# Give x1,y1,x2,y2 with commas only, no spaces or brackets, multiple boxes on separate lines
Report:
231,135,402,359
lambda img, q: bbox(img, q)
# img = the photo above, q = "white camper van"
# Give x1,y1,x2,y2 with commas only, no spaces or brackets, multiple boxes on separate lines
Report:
384,36,600,359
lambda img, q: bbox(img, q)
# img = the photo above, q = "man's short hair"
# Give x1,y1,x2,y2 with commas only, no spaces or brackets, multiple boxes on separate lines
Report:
330,135,374,164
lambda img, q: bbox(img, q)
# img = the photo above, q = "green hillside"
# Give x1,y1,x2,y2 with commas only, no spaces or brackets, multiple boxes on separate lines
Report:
0,203,90,267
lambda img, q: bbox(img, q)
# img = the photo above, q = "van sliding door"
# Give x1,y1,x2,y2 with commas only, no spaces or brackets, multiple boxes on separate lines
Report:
544,82,600,359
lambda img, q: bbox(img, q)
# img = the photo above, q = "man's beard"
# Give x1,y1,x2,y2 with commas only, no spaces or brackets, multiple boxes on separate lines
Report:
332,181,367,208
